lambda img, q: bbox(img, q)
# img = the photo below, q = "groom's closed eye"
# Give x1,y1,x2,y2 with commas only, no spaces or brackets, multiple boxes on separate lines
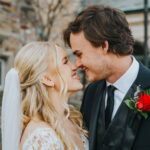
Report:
73,50,82,58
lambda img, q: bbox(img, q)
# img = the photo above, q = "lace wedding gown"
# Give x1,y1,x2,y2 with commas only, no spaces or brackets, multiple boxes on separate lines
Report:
22,127,89,150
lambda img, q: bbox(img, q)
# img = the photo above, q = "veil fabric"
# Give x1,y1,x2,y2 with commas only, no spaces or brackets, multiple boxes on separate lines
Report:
1,68,22,150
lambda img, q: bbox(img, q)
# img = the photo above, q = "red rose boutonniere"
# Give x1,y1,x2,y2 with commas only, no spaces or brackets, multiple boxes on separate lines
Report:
137,93,150,111
125,86,150,119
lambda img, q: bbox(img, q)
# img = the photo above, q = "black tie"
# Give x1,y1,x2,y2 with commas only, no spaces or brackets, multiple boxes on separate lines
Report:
105,85,116,129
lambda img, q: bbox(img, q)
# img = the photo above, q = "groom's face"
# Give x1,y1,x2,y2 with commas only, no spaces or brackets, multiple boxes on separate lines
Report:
70,31,110,82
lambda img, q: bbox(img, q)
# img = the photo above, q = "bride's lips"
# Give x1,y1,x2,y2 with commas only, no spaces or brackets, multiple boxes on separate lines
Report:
72,72,80,80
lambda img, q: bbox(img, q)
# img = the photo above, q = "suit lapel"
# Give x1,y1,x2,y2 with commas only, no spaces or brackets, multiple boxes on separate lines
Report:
101,62,149,149
102,82,142,149
89,80,106,150
88,62,150,150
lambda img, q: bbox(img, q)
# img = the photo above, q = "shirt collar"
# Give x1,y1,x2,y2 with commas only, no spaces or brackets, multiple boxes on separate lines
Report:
107,56,139,94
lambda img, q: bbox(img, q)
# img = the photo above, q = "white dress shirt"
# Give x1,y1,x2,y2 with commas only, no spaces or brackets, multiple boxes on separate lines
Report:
105,56,139,120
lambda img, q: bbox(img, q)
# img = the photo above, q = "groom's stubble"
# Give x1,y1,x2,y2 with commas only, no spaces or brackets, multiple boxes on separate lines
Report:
64,5,134,83
70,31,113,83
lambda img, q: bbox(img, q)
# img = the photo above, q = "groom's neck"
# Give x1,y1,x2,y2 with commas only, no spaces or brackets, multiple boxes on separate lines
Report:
106,55,133,84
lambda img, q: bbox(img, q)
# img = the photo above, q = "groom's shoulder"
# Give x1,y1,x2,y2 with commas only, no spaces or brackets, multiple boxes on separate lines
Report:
136,61,150,89
85,80,105,94
139,62,150,75
138,62,150,80
88,79,104,88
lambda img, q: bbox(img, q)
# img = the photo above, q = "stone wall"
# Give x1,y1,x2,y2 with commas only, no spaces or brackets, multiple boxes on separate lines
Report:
0,0,83,149
0,0,84,107
0,0,84,147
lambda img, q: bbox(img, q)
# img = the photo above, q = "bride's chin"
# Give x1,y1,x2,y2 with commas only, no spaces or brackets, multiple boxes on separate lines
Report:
68,84,83,93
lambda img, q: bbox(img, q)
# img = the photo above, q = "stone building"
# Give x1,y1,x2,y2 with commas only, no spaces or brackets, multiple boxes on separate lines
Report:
0,0,83,108
0,0,149,148
0,0,150,107
84,0,150,56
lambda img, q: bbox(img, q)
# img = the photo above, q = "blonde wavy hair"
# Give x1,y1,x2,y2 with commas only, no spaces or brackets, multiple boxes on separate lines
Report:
14,41,88,150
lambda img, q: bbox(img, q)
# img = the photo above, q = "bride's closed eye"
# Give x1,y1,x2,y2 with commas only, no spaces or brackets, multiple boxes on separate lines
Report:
64,58,68,64
63,56,69,64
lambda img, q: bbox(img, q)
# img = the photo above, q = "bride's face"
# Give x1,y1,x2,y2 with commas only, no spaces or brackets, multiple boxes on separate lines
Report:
48,46,83,93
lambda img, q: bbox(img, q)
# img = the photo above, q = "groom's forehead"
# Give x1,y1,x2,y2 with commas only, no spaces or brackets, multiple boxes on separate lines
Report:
70,32,87,45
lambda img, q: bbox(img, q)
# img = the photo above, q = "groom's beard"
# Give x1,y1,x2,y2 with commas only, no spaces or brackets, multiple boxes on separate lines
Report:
85,64,111,82
85,70,110,82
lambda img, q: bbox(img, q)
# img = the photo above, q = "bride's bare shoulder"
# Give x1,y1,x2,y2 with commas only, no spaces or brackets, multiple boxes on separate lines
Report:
24,119,50,133
20,119,51,149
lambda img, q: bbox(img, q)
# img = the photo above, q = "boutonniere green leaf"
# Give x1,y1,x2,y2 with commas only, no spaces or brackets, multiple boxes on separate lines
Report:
124,86,150,119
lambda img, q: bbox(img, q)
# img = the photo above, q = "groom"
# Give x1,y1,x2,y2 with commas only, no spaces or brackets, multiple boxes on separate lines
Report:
63,5,150,150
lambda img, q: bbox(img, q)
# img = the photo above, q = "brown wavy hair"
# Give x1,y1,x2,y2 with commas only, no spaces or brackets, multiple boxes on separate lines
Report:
63,5,134,55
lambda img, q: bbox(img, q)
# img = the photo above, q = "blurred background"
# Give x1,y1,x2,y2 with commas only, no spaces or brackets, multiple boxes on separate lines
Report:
0,0,149,148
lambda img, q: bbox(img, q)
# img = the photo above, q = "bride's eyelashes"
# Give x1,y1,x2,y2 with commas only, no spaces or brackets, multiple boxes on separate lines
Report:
62,56,69,64
64,59,68,64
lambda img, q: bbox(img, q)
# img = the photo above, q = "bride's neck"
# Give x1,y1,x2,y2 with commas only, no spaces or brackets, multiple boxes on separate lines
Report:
47,88,70,118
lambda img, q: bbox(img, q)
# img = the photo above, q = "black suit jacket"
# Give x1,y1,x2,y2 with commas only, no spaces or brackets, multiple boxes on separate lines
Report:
81,62,150,150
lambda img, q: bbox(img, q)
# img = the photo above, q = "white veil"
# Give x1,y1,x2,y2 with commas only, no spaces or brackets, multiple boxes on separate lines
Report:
1,68,22,150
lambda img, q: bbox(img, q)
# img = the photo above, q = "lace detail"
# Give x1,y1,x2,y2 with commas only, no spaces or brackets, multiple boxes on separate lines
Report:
80,134,89,150
22,127,64,150
22,127,89,150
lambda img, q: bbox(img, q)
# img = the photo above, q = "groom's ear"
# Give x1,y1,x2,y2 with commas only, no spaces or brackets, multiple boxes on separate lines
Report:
102,40,109,55
40,74,54,87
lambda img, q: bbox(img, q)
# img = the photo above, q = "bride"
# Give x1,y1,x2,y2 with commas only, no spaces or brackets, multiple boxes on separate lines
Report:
1,41,89,150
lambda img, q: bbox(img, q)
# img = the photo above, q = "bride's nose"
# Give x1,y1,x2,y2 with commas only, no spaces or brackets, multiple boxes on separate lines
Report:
70,62,77,71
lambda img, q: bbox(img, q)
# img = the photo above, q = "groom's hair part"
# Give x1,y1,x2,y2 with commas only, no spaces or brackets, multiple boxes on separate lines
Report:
63,5,134,56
